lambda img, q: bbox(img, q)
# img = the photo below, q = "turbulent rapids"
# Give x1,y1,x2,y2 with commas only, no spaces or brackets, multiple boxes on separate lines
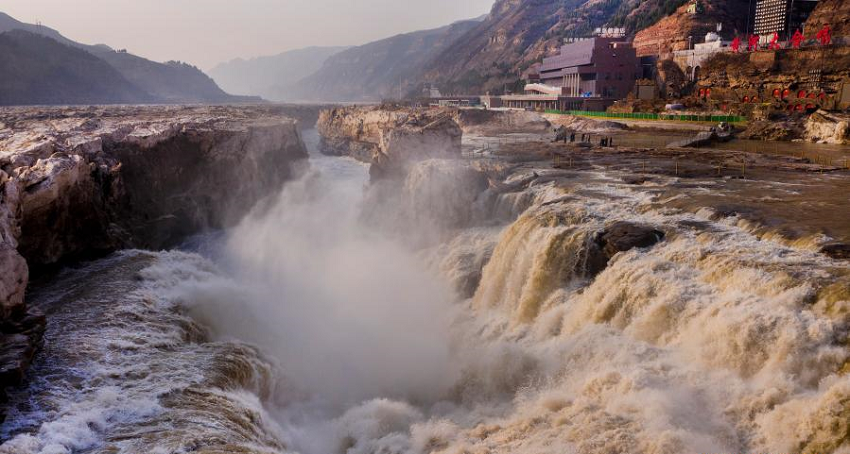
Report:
2,128,849,454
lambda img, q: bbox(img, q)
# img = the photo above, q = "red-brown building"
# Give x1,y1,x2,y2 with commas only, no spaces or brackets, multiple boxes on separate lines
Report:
538,37,641,100
502,37,641,111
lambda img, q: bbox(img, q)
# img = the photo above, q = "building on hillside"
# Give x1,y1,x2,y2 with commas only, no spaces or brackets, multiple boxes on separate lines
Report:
502,37,640,111
538,37,639,99
754,0,819,40
672,32,731,80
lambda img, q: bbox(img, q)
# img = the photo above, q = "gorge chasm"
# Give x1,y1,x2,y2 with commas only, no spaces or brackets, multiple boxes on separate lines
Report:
0,106,849,454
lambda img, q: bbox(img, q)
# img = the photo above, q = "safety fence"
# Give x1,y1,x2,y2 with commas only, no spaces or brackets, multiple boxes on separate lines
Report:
545,110,747,123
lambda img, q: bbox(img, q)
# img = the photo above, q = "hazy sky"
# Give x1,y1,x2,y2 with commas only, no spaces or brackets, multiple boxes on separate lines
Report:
0,0,494,70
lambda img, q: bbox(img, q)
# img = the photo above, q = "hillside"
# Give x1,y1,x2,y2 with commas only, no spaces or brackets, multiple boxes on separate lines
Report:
418,0,626,94
804,0,850,37
288,19,483,102
632,0,750,57
422,0,746,94
0,30,152,106
209,46,348,101
93,50,246,103
0,12,249,104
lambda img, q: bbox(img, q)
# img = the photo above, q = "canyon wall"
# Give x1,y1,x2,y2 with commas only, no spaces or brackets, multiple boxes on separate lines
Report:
0,106,307,417
317,106,462,178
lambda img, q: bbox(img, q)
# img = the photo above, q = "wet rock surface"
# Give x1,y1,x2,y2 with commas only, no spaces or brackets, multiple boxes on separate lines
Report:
587,222,666,276
821,243,850,260
0,105,308,412
805,110,850,145
0,307,45,424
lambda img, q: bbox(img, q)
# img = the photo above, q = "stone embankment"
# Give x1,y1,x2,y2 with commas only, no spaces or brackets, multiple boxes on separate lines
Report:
0,105,308,419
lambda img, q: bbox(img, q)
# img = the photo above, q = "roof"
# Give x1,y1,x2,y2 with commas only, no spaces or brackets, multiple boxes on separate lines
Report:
540,39,596,72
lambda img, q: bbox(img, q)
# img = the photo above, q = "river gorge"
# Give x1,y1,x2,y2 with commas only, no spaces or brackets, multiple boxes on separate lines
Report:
1,106,849,454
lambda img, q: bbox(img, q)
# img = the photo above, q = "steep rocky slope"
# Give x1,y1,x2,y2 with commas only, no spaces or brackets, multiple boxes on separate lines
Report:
632,0,750,56
290,19,482,102
0,12,250,104
209,46,348,101
697,45,850,107
804,0,850,37
0,106,308,417
0,31,153,106
420,0,611,94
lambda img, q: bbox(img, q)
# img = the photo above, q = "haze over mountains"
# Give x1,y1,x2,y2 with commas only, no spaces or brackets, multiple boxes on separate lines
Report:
0,12,253,105
2,0,831,105
284,18,485,102
209,46,349,102
208,0,756,102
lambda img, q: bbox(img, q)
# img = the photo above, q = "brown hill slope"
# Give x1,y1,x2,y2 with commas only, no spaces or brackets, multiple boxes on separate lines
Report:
288,19,481,102
420,0,625,94
805,0,850,38
420,0,749,94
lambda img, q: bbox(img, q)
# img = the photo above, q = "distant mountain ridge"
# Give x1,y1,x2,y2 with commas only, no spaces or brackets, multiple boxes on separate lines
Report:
209,46,349,102
0,12,251,105
285,0,751,100
285,18,485,102
0,30,153,106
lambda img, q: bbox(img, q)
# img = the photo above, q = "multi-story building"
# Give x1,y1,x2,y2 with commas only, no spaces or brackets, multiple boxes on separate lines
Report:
503,37,640,111
537,37,640,99
754,0,819,40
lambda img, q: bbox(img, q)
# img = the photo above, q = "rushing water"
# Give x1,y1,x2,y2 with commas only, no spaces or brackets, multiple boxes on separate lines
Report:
2,130,849,454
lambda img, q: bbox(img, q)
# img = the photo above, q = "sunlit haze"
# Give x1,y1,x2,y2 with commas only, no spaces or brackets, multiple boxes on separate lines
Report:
0,0,494,69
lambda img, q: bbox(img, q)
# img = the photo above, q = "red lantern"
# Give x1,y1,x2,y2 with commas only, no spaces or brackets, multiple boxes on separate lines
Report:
699,88,705,97
796,104,804,111
818,93,827,100
807,93,817,99
706,88,711,97
782,89,790,99
773,89,781,98
798,90,807,98
806,103,815,110
743,96,750,102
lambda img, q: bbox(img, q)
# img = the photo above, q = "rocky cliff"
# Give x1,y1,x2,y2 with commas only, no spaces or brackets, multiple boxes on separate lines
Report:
0,106,307,418
697,46,850,111
632,0,750,57
804,0,850,38
317,106,462,178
